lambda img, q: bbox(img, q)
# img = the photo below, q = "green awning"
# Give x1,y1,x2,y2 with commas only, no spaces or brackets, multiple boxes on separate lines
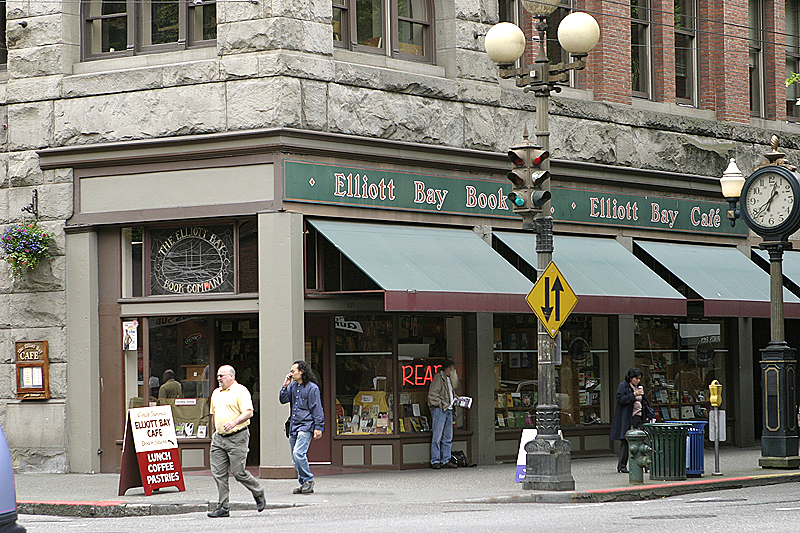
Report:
494,232,686,316
638,241,800,318
308,220,535,313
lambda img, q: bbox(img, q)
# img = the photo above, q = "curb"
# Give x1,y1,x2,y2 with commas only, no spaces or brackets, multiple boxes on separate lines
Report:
17,500,301,518
448,471,800,505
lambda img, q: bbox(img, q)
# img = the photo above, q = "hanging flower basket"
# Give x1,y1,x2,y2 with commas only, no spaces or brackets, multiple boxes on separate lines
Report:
1,221,53,278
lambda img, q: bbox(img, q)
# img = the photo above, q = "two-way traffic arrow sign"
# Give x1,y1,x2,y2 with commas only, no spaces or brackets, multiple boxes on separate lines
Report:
526,261,578,338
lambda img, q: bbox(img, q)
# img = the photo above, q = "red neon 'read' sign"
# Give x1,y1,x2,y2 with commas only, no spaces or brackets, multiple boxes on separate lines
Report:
402,364,443,387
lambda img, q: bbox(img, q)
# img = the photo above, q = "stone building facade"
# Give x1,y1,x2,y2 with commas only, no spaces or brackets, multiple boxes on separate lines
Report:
1,0,800,473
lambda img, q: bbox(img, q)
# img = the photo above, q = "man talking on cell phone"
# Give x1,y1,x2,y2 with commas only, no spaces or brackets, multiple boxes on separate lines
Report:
280,360,325,495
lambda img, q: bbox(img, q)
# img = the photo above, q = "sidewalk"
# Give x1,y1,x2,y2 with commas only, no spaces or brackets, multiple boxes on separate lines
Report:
14,447,800,517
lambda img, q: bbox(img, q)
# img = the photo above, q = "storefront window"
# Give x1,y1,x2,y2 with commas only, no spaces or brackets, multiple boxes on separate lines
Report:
149,316,212,401
493,315,610,429
148,316,212,438
634,318,726,421
334,314,466,436
398,315,465,433
335,315,394,435
141,314,260,443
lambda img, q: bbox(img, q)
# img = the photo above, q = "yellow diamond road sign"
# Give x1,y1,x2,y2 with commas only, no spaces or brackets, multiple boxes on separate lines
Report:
526,261,578,338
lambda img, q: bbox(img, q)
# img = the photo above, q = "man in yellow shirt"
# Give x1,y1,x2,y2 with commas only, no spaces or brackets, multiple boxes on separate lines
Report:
207,365,266,517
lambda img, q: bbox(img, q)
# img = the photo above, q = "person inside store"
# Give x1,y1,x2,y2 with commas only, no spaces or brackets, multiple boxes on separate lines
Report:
610,367,647,473
207,365,266,517
428,358,459,469
158,369,182,401
280,360,325,495
149,375,160,403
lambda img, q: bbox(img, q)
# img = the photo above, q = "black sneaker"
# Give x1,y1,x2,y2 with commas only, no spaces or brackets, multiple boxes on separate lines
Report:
292,485,303,494
430,462,441,469
300,480,315,494
442,461,457,469
207,507,230,518
254,491,266,512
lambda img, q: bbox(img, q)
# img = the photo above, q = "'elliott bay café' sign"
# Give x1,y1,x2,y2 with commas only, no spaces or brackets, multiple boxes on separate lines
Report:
283,161,747,236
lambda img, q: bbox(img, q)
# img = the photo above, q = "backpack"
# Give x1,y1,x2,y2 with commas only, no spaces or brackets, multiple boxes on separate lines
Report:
451,450,470,467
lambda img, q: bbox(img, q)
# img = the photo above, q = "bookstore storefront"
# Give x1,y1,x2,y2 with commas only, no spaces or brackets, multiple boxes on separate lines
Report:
45,129,776,473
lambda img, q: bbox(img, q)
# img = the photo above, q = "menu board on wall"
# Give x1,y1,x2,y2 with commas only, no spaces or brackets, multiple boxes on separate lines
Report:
15,341,50,400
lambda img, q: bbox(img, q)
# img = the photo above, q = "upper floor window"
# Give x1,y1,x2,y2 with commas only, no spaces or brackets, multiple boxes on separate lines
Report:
631,0,651,98
749,0,765,117
787,0,800,120
82,0,216,60
0,1,6,68
674,0,697,105
499,0,519,23
546,1,573,83
333,0,434,63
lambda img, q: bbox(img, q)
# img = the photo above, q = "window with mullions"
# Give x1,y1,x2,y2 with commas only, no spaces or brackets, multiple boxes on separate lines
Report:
499,0,519,23
333,0,433,62
674,0,697,104
545,1,573,84
631,0,651,98
0,1,7,68
83,0,216,59
749,0,765,117
787,0,800,120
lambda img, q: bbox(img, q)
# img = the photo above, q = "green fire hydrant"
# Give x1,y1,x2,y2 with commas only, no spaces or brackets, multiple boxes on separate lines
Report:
625,428,651,484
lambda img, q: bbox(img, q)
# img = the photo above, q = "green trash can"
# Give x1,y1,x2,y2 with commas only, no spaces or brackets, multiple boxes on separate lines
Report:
644,422,691,481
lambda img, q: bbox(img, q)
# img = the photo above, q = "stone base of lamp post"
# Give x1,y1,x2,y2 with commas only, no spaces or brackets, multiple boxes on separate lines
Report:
758,342,800,468
522,437,575,491
522,404,575,491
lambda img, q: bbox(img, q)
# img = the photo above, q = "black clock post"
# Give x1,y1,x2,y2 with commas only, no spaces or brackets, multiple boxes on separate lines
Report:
759,240,799,465
727,137,800,467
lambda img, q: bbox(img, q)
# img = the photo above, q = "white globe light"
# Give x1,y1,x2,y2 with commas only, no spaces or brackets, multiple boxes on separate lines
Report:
484,22,526,64
557,12,600,55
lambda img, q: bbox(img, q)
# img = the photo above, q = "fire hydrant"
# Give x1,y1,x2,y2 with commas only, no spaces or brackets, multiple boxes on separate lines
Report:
625,428,651,484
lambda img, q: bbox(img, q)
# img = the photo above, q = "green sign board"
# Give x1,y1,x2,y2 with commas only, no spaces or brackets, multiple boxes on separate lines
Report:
283,161,747,236
284,160,516,219
550,185,748,236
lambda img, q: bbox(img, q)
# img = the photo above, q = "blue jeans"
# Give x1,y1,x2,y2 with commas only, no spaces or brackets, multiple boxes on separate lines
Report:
430,407,453,465
289,431,314,483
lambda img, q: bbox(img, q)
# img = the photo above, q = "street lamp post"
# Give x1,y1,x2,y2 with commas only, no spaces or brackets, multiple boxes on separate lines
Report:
721,139,800,468
485,4,599,491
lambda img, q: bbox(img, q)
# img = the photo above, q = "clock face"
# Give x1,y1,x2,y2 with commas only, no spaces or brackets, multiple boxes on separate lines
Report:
743,170,796,229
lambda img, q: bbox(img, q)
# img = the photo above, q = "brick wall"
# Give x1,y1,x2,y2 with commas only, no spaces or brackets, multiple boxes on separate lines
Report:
515,0,767,123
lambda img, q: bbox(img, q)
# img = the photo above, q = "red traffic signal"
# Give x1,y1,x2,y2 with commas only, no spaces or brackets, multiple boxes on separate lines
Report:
531,149,549,167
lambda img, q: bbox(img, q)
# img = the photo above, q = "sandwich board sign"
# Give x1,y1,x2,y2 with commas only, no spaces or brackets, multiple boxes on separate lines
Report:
118,405,185,496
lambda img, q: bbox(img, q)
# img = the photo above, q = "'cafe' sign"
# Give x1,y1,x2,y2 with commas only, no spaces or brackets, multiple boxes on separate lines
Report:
284,161,745,236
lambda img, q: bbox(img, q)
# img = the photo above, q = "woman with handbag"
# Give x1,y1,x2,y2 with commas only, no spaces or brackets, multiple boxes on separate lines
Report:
610,367,647,473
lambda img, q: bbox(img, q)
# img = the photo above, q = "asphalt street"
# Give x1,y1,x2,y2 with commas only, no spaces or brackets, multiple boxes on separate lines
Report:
16,483,800,533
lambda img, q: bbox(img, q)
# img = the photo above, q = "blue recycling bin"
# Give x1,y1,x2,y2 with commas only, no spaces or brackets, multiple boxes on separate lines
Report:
686,421,707,477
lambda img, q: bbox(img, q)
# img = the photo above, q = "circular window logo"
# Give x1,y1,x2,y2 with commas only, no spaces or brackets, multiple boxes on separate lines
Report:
152,227,233,294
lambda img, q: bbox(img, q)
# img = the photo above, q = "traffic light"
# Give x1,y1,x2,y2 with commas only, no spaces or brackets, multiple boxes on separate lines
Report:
506,142,550,213
507,145,530,211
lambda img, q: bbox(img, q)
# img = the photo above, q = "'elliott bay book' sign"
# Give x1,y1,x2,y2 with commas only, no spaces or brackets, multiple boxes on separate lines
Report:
283,161,746,236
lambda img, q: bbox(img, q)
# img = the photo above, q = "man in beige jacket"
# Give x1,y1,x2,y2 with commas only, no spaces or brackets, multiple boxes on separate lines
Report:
427,358,458,469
